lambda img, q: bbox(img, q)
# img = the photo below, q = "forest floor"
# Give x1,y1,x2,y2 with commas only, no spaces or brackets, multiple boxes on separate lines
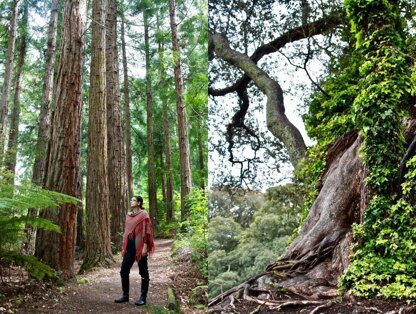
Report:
0,239,207,313
209,290,416,314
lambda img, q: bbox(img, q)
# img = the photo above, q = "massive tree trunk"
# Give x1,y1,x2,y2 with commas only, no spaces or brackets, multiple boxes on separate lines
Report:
32,0,58,187
81,0,113,272
209,123,416,309
120,11,133,196
157,15,174,222
24,0,59,255
209,133,362,306
34,0,86,280
144,10,158,226
106,0,128,251
5,0,28,179
169,0,192,220
0,0,20,163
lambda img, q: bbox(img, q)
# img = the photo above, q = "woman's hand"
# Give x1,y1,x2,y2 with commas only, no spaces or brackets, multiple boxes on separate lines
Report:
142,243,148,256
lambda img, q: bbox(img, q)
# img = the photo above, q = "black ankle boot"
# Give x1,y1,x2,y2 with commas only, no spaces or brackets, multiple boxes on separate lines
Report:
114,294,129,303
115,276,130,303
135,278,149,306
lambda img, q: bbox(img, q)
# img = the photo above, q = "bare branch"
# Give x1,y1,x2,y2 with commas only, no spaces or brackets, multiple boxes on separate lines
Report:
209,32,307,169
209,14,345,96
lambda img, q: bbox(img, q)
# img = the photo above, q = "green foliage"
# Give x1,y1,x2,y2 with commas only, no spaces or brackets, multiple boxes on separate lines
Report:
209,270,240,298
208,216,242,252
341,155,416,299
304,54,359,144
153,191,181,238
209,187,265,227
76,277,91,285
336,0,416,299
173,188,208,277
0,170,78,280
208,184,304,298
0,252,56,281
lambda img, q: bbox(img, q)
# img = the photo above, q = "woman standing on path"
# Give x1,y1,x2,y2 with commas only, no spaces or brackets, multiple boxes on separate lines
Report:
114,196,155,306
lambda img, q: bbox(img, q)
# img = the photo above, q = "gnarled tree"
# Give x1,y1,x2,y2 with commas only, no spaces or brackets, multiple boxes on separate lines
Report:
209,0,416,309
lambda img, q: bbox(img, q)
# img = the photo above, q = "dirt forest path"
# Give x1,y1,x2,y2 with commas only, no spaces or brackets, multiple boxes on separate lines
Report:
17,239,189,313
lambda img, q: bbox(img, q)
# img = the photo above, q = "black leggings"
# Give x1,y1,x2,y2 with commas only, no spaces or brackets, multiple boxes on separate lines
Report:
120,237,149,280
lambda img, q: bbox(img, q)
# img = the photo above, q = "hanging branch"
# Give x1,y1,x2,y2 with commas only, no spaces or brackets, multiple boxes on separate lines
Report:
209,14,345,96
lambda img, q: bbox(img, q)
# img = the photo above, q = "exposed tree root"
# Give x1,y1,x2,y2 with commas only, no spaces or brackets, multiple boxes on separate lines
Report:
243,295,284,306
359,306,383,313
309,301,336,314
249,305,261,314
398,305,416,314
208,273,266,308
268,300,327,310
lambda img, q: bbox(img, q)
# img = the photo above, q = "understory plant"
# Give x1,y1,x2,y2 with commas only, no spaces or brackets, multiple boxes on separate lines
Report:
173,188,208,277
298,0,416,300
0,170,78,280
338,0,416,299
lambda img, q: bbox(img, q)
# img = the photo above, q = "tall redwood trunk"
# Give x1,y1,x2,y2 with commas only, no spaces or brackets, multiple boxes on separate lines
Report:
23,0,59,255
157,18,174,222
144,10,158,226
32,0,58,187
169,0,192,220
106,0,128,250
35,0,86,280
5,0,28,179
120,12,133,196
81,0,113,271
0,0,20,163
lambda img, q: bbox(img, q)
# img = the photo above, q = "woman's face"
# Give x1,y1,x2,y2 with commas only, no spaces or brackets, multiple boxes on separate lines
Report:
130,197,138,208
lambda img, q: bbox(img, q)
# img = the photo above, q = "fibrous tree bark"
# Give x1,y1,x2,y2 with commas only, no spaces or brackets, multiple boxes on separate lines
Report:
24,0,59,255
32,0,58,187
0,0,20,164
120,8,133,196
106,0,129,250
35,0,86,280
81,0,113,272
5,0,28,179
169,0,192,220
157,13,174,222
76,166,84,250
144,8,158,226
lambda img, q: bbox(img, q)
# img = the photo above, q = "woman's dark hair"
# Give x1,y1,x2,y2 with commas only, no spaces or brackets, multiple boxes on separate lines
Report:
135,195,144,209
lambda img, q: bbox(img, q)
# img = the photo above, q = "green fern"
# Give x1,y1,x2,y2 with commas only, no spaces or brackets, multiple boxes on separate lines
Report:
0,170,78,280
